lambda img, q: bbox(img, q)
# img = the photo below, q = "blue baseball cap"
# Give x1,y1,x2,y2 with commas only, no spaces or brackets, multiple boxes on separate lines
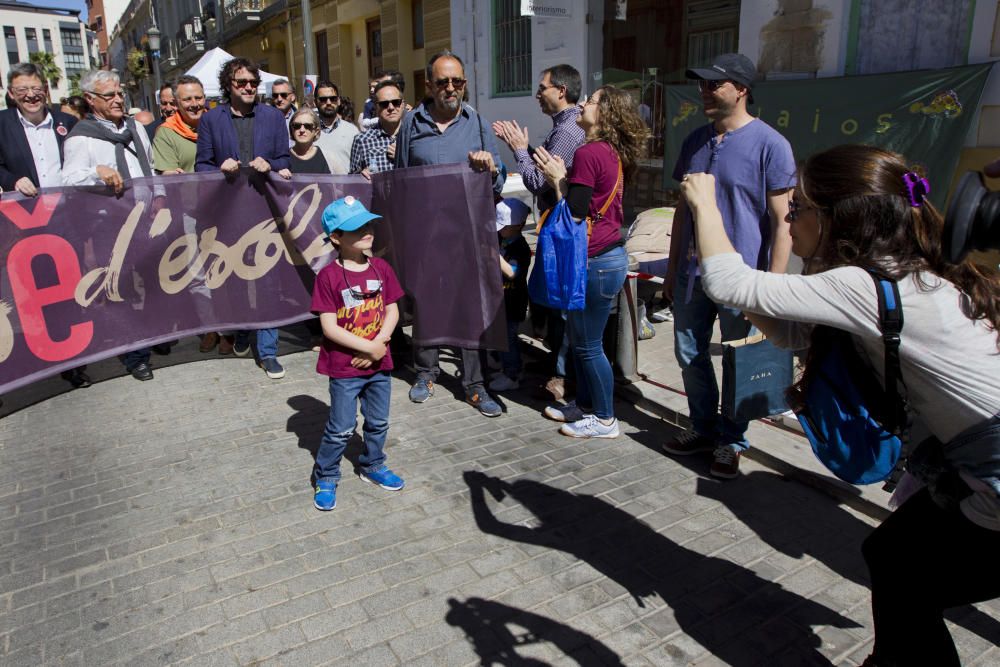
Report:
321,196,381,234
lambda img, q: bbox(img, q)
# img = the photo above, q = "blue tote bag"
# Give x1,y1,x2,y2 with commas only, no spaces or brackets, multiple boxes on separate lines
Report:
527,199,588,311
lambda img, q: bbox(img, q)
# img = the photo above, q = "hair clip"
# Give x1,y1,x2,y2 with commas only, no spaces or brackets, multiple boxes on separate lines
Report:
903,171,930,207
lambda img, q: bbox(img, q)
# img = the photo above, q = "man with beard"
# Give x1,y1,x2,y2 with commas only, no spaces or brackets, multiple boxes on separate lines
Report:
661,53,795,478
313,80,357,174
492,64,585,402
0,62,89,389
394,50,505,418
195,57,291,379
62,69,159,381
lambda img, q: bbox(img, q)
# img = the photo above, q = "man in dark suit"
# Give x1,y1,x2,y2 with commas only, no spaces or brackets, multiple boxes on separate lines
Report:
195,56,291,380
0,62,90,388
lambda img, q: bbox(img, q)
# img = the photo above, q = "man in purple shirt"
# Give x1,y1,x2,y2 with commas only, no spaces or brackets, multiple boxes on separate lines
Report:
662,53,795,479
493,64,585,401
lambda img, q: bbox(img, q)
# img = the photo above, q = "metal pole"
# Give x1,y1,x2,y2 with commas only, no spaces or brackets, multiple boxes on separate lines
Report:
301,0,317,75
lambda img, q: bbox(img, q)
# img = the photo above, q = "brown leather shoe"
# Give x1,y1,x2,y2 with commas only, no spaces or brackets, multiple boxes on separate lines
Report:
532,376,565,402
199,332,219,353
218,335,235,355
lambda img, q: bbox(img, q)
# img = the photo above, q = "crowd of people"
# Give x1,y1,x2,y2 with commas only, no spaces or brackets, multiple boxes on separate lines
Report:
2,49,999,665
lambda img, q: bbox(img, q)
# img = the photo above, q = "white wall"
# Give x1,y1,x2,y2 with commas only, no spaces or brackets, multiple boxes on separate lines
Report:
450,0,598,172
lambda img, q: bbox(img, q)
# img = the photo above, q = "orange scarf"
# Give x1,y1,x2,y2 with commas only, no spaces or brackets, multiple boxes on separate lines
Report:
162,112,198,142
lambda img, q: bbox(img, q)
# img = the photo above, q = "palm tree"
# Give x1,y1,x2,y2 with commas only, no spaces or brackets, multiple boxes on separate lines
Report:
29,51,62,89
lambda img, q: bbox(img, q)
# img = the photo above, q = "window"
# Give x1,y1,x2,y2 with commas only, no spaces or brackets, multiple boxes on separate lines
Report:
687,28,735,69
25,28,38,54
60,28,82,48
492,0,531,96
64,52,87,73
42,28,52,52
315,31,329,82
852,0,974,74
412,0,424,49
4,25,19,65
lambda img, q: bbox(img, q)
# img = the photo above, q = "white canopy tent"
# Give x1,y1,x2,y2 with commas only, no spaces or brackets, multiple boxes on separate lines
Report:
184,47,283,98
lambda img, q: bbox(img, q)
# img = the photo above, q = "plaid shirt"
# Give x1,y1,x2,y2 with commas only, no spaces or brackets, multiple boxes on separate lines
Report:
349,125,395,174
513,105,585,210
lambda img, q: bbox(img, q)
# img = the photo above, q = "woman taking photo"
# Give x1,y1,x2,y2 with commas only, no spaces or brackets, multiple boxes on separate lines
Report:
533,85,649,439
287,107,333,174
682,144,1000,666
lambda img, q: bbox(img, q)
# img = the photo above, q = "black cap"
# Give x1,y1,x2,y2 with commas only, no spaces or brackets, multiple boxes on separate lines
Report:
686,53,757,89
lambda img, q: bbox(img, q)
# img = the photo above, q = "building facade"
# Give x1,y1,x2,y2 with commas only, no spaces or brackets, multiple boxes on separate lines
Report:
0,0,97,108
86,0,130,68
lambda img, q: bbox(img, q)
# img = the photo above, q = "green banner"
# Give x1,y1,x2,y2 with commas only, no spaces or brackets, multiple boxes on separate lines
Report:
664,63,993,208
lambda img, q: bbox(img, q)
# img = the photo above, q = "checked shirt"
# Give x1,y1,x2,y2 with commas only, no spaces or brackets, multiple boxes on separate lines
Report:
350,125,396,174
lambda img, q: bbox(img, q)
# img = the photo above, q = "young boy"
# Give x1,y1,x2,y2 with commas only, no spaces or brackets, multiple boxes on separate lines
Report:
310,196,406,511
489,199,532,392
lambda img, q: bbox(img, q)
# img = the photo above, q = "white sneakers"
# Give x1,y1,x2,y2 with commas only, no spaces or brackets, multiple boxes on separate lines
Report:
560,415,620,439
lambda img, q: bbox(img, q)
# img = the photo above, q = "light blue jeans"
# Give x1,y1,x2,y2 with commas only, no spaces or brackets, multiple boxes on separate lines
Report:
566,246,628,420
673,272,753,450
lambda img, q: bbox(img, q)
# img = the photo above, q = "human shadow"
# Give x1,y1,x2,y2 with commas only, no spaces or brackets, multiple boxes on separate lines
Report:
695,471,1000,648
285,394,365,483
463,471,858,665
445,596,626,666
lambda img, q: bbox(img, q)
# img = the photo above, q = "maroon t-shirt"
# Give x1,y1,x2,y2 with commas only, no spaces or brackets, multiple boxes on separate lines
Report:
568,141,624,257
310,257,404,378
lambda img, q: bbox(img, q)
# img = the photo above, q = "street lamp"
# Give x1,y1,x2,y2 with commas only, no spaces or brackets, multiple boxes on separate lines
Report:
147,26,162,113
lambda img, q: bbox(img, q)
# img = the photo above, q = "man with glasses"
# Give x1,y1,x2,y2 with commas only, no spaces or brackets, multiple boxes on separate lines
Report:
271,79,297,122
195,57,292,380
313,80,358,174
394,50,506,418
493,64,585,402
349,80,404,178
0,63,90,389
661,53,795,478
62,69,159,381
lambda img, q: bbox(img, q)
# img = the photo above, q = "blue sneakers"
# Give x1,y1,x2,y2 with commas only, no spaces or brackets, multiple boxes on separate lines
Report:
409,379,434,403
313,480,337,511
466,389,502,417
359,468,405,491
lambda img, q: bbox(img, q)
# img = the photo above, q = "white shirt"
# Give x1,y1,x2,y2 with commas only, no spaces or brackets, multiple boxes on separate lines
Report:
17,110,62,188
62,117,155,186
314,117,358,174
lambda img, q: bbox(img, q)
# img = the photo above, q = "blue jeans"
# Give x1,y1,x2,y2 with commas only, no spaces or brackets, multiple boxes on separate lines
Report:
314,372,391,483
501,319,523,379
566,246,627,420
673,273,753,450
235,328,278,359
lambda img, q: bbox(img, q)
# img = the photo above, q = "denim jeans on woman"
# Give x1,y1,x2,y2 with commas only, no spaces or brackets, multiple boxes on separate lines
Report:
566,245,627,420
314,371,391,483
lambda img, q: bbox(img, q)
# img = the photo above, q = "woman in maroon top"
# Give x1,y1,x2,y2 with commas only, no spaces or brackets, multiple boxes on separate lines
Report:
534,86,649,439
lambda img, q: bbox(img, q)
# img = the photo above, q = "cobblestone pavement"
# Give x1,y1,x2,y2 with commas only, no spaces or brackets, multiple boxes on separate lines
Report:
2,349,999,666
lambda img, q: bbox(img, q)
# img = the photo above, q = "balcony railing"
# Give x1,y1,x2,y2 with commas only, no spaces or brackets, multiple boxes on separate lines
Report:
224,0,264,21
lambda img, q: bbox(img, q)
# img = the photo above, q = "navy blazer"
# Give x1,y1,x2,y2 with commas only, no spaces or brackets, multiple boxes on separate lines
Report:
0,107,77,191
194,102,291,172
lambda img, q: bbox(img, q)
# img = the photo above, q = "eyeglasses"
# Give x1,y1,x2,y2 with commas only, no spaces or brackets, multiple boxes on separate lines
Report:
273,92,293,99
233,78,260,89
317,95,339,104
788,199,819,221
290,122,316,131
11,86,45,96
697,79,730,92
536,83,561,95
89,90,126,101
377,98,404,110
433,77,466,89
340,258,383,300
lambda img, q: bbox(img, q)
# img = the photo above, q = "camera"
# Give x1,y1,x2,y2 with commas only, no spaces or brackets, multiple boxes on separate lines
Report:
944,170,1000,264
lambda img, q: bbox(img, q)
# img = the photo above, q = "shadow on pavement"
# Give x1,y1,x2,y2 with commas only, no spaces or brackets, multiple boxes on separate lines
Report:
445,596,626,666
463,471,858,665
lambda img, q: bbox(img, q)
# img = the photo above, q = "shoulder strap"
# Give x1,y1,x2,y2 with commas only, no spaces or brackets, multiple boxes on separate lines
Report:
595,159,623,218
869,272,906,434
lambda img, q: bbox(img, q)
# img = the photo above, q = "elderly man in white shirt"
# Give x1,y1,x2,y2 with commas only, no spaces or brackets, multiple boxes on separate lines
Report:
62,69,161,381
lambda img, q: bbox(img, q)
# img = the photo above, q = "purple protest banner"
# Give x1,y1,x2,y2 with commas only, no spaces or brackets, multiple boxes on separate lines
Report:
0,166,506,394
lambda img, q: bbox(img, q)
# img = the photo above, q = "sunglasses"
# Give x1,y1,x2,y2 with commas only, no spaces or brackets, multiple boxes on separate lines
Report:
233,78,260,89
317,95,339,103
290,122,316,131
273,92,293,99
377,98,404,110
340,259,383,300
788,199,819,221
433,77,466,89
697,79,730,92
